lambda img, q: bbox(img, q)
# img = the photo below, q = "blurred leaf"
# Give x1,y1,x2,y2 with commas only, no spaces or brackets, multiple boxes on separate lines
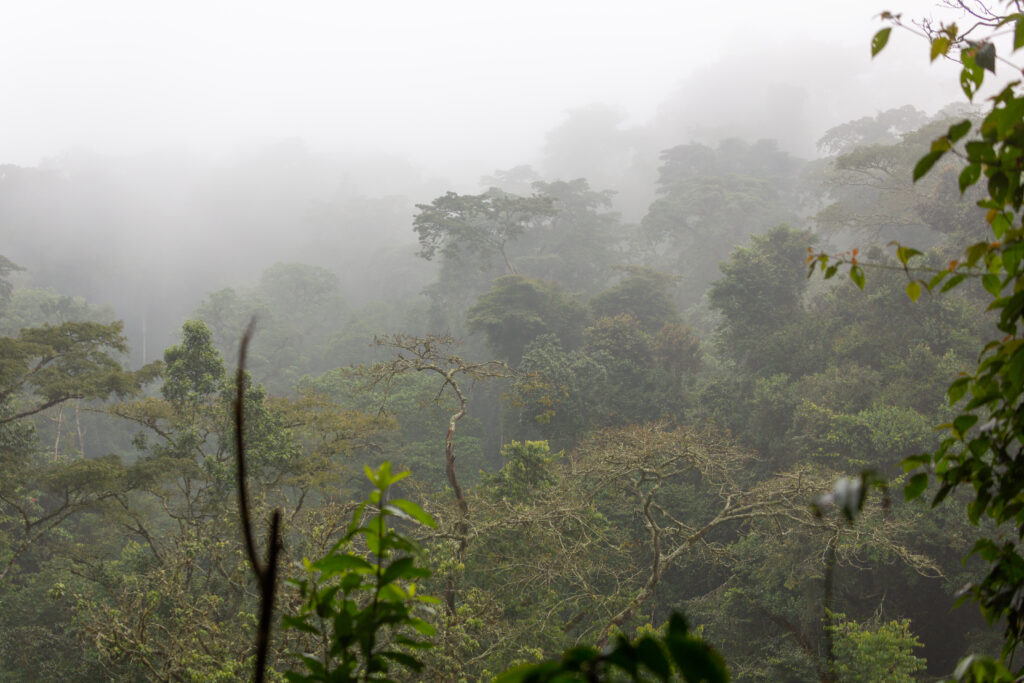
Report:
872,27,892,56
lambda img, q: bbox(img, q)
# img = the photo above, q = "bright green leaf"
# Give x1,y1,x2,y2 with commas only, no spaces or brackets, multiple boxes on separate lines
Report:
849,264,866,290
871,27,892,56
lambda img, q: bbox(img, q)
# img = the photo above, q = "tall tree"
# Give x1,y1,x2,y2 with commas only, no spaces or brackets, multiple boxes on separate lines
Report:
413,189,555,275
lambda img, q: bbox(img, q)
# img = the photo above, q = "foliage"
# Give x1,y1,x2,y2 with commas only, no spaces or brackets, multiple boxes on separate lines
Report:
0,320,154,426
413,188,556,275
640,140,804,302
0,254,23,308
466,275,588,364
811,9,1024,660
588,266,680,335
494,612,728,683
283,462,439,683
827,611,926,683
485,441,561,500
708,224,815,376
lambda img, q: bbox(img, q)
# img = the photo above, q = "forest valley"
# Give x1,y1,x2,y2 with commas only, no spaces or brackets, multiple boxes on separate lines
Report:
10,9,1024,681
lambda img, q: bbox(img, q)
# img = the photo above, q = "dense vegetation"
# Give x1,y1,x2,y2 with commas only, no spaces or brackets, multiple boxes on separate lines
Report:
7,7,1024,680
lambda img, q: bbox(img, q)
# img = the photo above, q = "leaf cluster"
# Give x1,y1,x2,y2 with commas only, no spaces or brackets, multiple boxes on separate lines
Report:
283,463,439,683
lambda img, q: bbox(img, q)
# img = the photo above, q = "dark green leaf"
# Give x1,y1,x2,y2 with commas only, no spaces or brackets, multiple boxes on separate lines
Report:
977,42,997,73
948,119,972,142
949,376,970,405
960,163,982,193
666,636,729,683
941,273,967,292
378,651,424,672
635,637,672,681
954,414,979,439
905,473,929,501
913,150,945,181
989,171,1009,204
932,484,953,507
966,140,998,163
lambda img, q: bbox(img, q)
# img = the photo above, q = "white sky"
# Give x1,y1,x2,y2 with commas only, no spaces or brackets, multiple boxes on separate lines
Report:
0,1,975,168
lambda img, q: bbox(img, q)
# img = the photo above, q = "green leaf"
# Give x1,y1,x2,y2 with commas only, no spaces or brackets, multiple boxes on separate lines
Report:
408,617,436,636
960,163,982,193
381,556,430,585
281,615,320,635
989,171,1009,204
386,499,437,528
1017,16,1024,50
493,662,561,683
902,454,930,472
949,376,971,405
966,140,998,163
933,484,953,507
954,414,979,439
906,280,922,301
896,244,923,265
905,473,929,501
311,553,374,578
871,27,892,56
977,42,997,73
666,636,729,683
849,264,865,290
378,650,424,672
931,36,951,61
949,119,972,142
992,212,1011,239
983,274,1003,296
941,273,967,292
634,636,672,681
913,150,945,181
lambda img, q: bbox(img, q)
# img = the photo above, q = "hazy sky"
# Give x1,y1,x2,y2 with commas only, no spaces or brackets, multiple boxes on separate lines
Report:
1,1,972,168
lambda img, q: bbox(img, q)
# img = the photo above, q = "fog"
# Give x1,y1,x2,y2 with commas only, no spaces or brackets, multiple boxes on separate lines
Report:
4,1,963,168
4,3,1019,677
0,0,975,360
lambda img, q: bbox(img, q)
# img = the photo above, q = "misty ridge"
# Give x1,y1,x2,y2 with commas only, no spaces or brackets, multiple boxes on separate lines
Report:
4,3,1020,680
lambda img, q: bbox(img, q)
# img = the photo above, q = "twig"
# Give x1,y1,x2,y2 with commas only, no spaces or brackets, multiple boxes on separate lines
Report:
234,318,282,683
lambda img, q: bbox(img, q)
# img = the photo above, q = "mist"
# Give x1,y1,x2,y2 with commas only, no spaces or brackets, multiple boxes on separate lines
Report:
2,0,969,360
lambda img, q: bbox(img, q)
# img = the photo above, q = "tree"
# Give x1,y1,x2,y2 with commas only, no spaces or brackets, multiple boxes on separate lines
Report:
466,275,589,365
512,334,608,450
640,139,804,302
0,255,23,311
0,320,155,585
353,334,508,613
413,189,556,275
812,8,1024,664
588,267,680,336
708,225,815,376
